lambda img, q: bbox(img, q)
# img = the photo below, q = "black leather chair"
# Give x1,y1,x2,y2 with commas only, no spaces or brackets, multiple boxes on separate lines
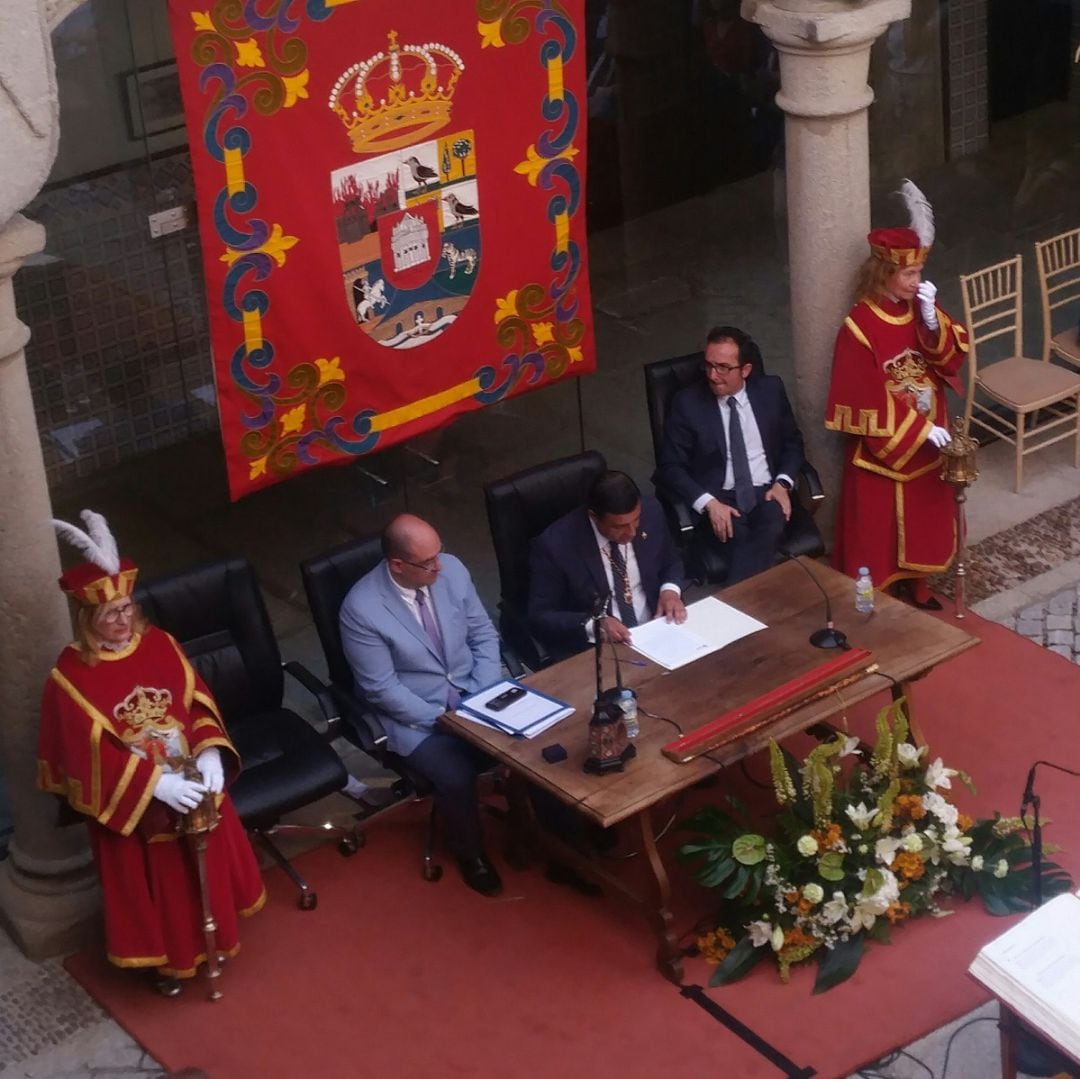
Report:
299,536,443,883
483,449,608,671
135,557,358,911
644,350,825,583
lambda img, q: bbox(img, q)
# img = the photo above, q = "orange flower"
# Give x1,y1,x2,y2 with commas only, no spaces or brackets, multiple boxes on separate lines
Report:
782,927,818,950
893,794,926,821
812,822,843,850
784,890,800,905
796,899,813,915
696,927,736,965
957,813,974,832
894,851,926,880
885,901,912,924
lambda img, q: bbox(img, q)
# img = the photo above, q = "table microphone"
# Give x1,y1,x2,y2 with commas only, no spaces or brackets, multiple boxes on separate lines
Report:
782,552,849,650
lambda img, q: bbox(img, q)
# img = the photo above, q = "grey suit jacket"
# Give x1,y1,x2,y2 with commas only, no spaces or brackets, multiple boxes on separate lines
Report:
339,554,502,755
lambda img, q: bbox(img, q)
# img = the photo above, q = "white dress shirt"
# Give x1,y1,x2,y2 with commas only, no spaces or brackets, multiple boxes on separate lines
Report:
389,572,433,628
692,388,792,513
585,516,680,639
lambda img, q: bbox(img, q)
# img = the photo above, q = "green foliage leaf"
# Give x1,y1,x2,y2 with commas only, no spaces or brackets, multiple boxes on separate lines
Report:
723,864,752,899
708,935,764,986
813,934,865,994
818,850,845,882
862,867,884,897
732,834,767,866
699,857,737,889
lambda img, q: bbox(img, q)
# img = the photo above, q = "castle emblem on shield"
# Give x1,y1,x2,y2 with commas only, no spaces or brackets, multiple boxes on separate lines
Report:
329,32,480,349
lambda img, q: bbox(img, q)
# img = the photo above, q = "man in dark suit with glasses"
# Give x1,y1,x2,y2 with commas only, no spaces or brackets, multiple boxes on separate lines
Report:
657,324,806,584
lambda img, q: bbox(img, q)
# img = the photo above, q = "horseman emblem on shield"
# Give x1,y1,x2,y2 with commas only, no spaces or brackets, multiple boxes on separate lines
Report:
328,34,480,349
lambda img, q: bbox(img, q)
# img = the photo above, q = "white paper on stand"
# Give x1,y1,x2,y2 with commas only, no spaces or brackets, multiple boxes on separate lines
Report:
629,596,767,670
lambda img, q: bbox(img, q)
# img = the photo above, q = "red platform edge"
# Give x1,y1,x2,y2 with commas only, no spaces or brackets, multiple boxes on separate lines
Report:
662,646,874,762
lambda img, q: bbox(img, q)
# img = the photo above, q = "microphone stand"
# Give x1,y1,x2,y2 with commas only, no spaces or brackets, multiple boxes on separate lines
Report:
784,553,849,650
1020,759,1080,908
583,593,635,774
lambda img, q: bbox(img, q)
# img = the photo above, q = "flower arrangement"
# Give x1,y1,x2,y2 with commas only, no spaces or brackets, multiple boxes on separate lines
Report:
677,699,1073,994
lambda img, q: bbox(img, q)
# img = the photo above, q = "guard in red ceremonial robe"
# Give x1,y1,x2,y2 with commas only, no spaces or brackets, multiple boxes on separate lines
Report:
38,511,265,997
825,182,968,609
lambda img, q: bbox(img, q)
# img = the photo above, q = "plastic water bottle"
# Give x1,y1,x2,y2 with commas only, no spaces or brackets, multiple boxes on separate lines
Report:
854,567,875,614
615,688,640,738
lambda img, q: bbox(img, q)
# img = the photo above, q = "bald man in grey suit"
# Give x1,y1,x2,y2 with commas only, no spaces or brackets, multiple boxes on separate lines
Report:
339,514,503,896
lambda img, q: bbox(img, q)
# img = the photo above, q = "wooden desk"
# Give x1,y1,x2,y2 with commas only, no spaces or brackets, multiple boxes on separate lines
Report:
443,559,980,981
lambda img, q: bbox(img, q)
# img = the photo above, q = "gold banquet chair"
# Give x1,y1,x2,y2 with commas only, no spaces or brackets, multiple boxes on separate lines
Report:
1035,226,1080,371
959,254,1080,492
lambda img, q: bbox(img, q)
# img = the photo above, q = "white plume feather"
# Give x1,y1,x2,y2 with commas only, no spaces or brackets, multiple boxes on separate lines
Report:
52,510,121,575
898,178,935,248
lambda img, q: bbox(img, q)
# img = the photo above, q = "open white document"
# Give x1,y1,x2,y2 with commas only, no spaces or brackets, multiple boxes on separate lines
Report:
629,595,767,671
457,680,573,738
969,890,1080,1062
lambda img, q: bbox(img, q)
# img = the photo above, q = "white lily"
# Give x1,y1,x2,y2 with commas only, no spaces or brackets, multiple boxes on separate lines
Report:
747,920,773,947
922,791,959,828
875,836,903,865
845,801,878,831
821,892,849,925
838,736,862,759
924,757,956,791
896,742,926,769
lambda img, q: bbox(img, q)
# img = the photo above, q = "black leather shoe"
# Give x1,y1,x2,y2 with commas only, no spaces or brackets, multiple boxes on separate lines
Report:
458,855,503,897
912,595,943,611
545,861,603,897
151,974,182,998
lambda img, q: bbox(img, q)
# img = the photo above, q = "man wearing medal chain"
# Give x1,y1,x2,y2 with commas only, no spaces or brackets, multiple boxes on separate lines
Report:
528,471,686,659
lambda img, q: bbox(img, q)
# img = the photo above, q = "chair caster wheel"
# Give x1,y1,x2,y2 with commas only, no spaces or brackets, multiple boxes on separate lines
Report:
338,833,361,856
422,863,443,882
298,891,318,911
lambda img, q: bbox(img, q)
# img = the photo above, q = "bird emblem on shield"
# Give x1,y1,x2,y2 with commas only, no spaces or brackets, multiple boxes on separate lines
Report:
328,33,481,349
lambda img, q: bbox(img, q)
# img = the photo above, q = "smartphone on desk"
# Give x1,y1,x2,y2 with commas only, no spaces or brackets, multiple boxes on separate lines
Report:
485,686,527,712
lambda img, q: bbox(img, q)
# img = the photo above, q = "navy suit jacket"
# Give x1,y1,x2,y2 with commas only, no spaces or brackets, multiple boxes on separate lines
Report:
527,496,684,656
339,555,501,756
657,375,805,509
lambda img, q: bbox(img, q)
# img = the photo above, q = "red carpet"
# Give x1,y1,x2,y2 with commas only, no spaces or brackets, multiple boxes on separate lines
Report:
65,613,1080,1079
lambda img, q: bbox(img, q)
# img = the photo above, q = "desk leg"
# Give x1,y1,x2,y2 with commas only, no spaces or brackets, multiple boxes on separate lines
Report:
893,681,926,748
503,774,541,870
999,1005,1018,1079
638,809,683,985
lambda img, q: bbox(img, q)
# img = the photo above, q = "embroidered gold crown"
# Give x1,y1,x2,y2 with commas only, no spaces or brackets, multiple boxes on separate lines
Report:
329,31,465,155
114,685,173,729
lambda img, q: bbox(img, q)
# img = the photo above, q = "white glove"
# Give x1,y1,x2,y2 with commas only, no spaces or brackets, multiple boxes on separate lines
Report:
153,771,207,815
916,280,939,330
927,424,952,448
196,747,225,794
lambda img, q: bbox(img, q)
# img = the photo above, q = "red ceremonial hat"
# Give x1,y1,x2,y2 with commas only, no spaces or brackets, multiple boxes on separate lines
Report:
58,557,139,607
868,227,930,268
53,510,138,606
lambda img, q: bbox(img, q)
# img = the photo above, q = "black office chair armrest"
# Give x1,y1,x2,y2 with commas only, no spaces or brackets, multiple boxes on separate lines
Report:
500,642,527,679
498,600,553,673
326,683,390,756
282,660,341,738
798,460,825,506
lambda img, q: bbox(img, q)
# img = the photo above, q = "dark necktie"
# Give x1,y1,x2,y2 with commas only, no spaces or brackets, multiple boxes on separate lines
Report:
415,589,459,708
607,542,638,628
727,397,756,514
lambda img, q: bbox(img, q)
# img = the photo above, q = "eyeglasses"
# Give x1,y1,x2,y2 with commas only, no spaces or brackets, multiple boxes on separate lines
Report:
703,361,744,375
99,602,135,624
394,549,443,572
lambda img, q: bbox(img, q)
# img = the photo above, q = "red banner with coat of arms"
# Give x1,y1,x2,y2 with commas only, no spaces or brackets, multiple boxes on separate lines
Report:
166,0,593,499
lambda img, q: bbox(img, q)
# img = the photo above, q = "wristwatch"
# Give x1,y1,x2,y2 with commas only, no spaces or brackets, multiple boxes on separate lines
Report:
775,476,794,491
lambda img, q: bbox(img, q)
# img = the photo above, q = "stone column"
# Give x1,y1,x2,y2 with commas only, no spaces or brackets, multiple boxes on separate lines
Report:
0,0,100,959
743,0,911,540
0,215,100,958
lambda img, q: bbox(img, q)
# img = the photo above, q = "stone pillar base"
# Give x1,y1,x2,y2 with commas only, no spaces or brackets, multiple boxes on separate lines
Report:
0,855,101,960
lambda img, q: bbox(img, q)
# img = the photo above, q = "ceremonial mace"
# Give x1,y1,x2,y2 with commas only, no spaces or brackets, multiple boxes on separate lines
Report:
177,757,223,1001
939,417,979,619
